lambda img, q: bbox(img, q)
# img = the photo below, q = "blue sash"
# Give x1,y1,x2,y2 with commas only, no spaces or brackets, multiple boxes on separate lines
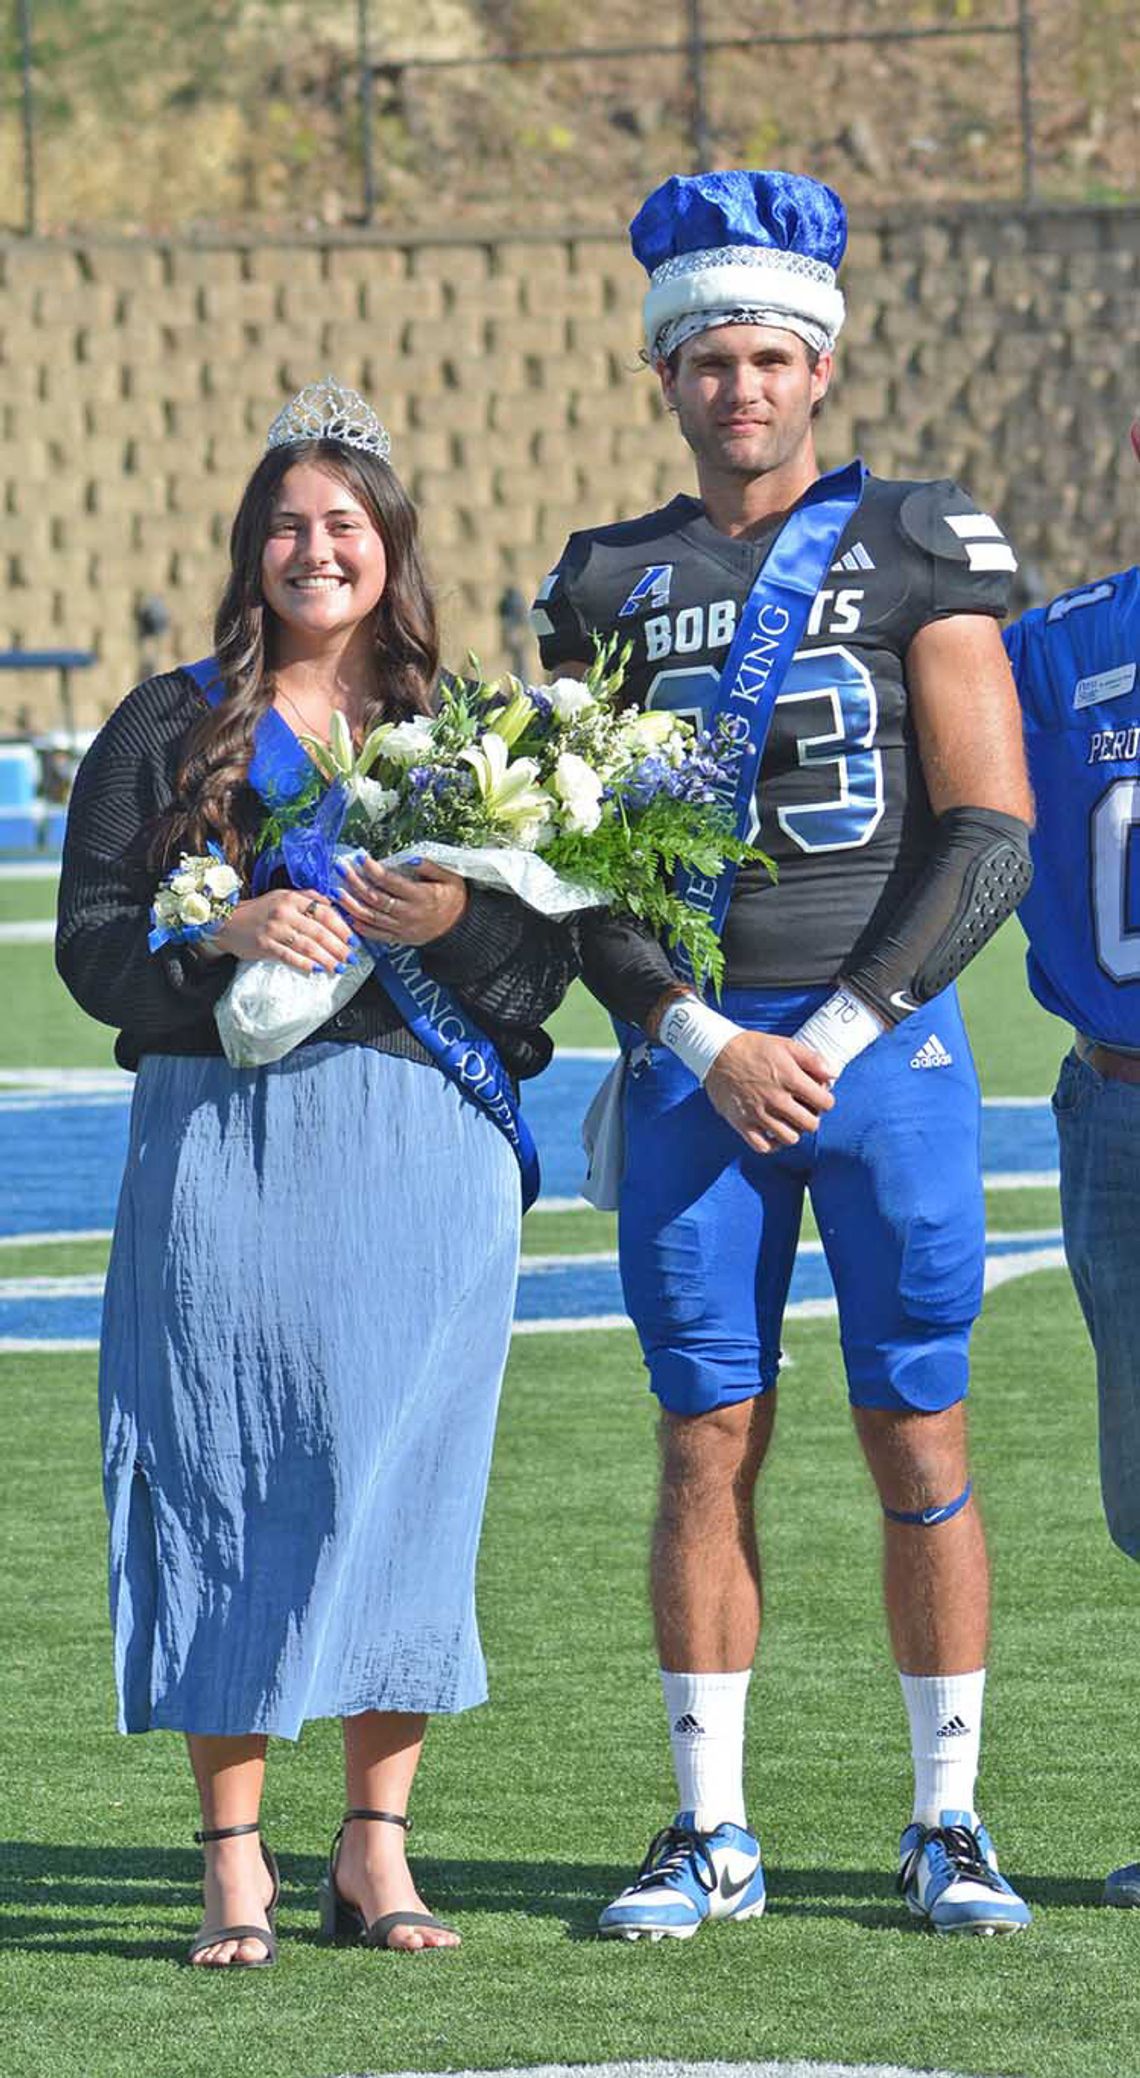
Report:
181,658,542,1210
670,458,867,989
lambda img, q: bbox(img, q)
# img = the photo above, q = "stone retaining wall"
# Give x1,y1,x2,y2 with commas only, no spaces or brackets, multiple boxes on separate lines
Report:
0,206,1134,728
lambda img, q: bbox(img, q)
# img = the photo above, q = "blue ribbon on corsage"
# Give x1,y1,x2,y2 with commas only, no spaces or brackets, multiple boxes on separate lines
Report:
147,838,241,952
669,457,868,989
180,657,542,1209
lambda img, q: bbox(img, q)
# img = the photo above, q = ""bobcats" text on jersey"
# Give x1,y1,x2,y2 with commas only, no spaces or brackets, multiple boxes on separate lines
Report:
643,587,865,661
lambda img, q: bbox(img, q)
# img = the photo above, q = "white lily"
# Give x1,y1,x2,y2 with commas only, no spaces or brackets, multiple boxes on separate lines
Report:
624,710,682,752
547,677,598,724
356,721,398,775
345,773,399,823
460,731,553,835
552,749,605,835
484,686,536,749
328,709,355,775
379,717,437,766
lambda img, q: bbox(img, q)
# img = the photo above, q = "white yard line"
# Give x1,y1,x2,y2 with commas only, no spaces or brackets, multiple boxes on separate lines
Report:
0,1067,130,1095
328,2060,986,2078
984,1170,1060,1190
535,1172,1060,1214
0,1274,106,1298
0,919,53,942
0,1338,97,1353
0,1228,112,1247
984,1245,1067,1289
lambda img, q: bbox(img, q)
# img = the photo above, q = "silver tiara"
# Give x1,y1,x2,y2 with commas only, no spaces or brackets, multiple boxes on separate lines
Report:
264,377,391,462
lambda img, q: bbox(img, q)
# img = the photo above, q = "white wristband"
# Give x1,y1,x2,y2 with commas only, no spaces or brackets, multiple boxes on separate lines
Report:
793,986,888,1080
657,996,743,1083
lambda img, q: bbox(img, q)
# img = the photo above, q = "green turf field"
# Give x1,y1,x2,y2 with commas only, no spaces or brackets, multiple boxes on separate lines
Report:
7,877,1139,2078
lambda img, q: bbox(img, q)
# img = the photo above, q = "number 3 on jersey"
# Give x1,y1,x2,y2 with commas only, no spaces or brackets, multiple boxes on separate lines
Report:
646,644,885,852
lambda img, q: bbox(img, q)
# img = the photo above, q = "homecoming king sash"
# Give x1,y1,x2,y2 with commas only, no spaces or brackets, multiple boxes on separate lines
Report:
581,460,867,1209
184,658,542,1210
669,456,867,988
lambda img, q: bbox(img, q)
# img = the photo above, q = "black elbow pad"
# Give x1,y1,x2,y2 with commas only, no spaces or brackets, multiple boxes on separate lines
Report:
842,807,1033,1023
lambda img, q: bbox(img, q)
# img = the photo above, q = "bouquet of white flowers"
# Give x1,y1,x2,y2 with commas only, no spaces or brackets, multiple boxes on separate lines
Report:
148,843,242,951
214,643,764,1067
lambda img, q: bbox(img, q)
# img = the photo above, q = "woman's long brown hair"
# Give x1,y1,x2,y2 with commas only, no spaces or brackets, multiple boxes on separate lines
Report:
149,440,439,871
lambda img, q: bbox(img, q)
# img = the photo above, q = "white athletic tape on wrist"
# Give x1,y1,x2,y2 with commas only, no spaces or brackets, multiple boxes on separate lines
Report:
793,986,887,1080
657,996,742,1083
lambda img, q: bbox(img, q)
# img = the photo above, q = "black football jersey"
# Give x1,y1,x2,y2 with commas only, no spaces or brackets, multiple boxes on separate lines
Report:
531,475,1016,987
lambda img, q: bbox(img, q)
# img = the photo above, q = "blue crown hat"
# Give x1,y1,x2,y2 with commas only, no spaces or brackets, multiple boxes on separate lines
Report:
631,169,848,363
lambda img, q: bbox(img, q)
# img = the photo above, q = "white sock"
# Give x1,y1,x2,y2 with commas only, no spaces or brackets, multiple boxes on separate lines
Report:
661,1668,751,1832
899,1668,986,1827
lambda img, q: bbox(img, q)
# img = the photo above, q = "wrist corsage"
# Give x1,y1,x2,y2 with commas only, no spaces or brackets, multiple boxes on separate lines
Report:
148,844,242,952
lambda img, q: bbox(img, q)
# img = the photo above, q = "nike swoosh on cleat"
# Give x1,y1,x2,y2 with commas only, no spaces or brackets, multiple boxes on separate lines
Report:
718,1867,758,1902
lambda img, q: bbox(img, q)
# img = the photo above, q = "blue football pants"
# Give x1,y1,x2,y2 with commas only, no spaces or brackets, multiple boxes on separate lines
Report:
618,986,985,1417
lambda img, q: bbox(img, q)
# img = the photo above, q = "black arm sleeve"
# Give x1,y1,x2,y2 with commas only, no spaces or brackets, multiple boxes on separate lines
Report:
55,676,237,1039
576,905,680,1031
420,886,580,1036
841,806,1033,1024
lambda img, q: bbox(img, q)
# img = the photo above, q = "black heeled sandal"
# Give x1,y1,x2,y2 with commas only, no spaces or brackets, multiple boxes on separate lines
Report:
188,1821,280,1968
318,1806,457,1950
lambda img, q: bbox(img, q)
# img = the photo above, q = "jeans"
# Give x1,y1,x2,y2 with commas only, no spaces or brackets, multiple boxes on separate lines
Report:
1054,1047,1140,1559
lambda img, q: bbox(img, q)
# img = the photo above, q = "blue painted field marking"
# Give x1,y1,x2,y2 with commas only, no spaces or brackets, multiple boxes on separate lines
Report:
0,1069,1061,1239
0,1233,1068,1348
0,1065,1067,1346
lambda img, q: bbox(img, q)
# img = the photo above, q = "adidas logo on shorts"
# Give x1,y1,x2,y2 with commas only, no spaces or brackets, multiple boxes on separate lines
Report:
910,1033,953,1070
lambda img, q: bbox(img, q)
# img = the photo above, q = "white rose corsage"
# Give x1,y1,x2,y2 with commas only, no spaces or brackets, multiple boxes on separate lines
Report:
148,843,242,952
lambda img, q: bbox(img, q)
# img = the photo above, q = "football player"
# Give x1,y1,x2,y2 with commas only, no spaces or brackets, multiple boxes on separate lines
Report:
532,169,1034,1938
1005,417,1140,1907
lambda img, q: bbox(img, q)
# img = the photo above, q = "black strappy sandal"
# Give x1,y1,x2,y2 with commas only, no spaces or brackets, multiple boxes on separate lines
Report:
318,1806,458,1950
187,1821,280,1968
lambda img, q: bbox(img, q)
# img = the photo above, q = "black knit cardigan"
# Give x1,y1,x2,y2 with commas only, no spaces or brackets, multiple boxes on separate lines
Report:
55,669,582,1080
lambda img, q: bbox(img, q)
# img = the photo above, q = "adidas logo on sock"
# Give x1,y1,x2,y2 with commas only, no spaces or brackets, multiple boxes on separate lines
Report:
672,1712,706,1736
936,1713,970,1738
910,1033,953,1070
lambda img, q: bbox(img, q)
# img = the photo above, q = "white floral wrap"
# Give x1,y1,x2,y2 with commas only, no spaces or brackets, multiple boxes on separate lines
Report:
213,844,605,1069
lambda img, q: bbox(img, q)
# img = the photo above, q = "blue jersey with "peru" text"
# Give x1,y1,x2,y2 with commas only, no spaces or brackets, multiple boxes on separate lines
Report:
1005,566,1140,1046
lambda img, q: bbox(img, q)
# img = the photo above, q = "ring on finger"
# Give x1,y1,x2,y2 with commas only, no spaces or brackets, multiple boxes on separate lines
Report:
303,897,321,918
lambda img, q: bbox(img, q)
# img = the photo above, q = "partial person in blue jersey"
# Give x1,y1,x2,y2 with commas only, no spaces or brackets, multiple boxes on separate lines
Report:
1004,418,1140,1909
533,168,1035,1941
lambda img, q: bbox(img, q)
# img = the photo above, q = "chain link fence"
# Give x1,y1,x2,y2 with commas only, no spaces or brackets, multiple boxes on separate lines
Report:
4,0,1136,239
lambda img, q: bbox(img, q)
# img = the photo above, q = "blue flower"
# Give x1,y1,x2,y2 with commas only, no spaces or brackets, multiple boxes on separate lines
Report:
621,754,674,809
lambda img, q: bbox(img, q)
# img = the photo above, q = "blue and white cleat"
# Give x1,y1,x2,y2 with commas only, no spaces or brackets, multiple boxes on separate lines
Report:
1104,1861,1140,1907
898,1809,1031,1936
598,1811,766,1941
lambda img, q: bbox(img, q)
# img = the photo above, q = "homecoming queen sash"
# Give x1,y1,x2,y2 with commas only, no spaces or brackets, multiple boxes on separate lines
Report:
184,658,542,1211
669,456,867,987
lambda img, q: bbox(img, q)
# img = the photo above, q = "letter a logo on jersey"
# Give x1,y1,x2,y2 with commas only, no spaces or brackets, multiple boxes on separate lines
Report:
618,564,673,617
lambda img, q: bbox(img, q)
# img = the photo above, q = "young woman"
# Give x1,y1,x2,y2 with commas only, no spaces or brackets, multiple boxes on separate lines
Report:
57,380,577,1967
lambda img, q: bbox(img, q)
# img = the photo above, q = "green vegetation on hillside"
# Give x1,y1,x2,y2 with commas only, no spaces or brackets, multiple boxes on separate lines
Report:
2,0,1133,236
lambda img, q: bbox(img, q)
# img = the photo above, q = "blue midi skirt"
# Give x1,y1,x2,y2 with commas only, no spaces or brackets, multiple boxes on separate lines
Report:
99,1043,521,1738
